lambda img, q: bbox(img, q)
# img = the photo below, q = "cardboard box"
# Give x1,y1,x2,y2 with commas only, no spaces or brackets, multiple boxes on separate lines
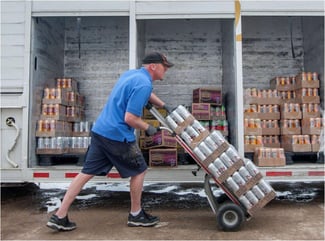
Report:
301,118,323,135
247,96,281,105
254,156,286,167
149,149,177,167
261,127,280,135
281,135,312,152
281,111,302,120
295,74,320,89
192,103,214,120
302,111,321,119
281,127,301,135
36,120,72,137
193,88,222,104
245,127,262,136
270,77,296,91
281,143,312,152
244,144,263,153
254,148,286,167
312,143,321,152
55,77,79,91
141,130,177,149
258,112,281,120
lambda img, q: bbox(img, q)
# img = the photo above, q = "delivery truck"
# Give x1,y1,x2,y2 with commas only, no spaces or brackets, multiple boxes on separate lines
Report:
1,0,324,185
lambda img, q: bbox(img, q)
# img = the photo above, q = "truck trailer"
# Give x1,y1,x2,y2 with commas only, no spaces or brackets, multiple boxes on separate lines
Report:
1,0,324,184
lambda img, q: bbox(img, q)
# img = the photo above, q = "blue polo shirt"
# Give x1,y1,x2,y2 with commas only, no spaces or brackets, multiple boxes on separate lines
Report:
92,67,152,142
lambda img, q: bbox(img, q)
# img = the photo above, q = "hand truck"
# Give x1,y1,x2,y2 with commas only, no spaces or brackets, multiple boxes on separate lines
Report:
146,103,276,231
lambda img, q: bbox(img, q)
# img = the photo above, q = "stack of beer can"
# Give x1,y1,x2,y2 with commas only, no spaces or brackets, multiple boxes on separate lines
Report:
165,105,275,212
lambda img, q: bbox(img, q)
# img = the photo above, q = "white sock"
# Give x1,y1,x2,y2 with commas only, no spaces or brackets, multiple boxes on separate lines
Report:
130,209,141,216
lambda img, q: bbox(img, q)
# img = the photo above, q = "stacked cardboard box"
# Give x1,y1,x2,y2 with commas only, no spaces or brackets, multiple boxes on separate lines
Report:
140,107,177,167
191,88,228,137
36,78,90,156
272,72,322,153
243,88,281,153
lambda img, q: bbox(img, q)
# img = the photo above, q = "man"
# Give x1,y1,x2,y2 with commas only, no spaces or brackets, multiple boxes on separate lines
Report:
47,52,174,231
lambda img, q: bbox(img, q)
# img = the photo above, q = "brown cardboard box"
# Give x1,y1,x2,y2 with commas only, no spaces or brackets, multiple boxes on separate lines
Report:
193,88,222,104
254,147,285,166
141,130,177,149
281,111,302,120
261,127,280,135
270,77,296,91
301,118,323,135
244,144,263,153
295,74,320,89
149,148,177,167
282,143,312,152
191,103,214,120
245,127,262,135
258,112,281,120
281,127,301,135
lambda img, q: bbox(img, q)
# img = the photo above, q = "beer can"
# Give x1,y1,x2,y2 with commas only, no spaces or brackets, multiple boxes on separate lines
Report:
239,195,253,209
193,147,206,161
213,158,227,173
170,111,184,124
198,142,213,156
44,137,51,149
219,153,234,168
176,105,191,119
186,126,199,138
239,166,252,181
84,121,90,132
57,137,63,149
180,131,192,146
80,121,85,132
246,161,260,176
73,122,80,132
83,137,89,148
192,120,206,133
38,137,45,149
165,116,178,130
245,191,259,205
232,171,246,186
208,163,221,178
252,185,265,200
72,137,78,149
210,130,225,145
204,136,218,151
226,177,240,192
51,137,57,149
258,180,272,194
226,145,241,163
78,137,83,148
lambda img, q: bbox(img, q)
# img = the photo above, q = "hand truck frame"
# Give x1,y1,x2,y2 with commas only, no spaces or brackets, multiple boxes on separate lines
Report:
146,103,276,231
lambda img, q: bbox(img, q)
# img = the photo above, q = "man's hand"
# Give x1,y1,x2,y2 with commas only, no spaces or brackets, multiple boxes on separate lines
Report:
145,125,160,136
163,104,175,114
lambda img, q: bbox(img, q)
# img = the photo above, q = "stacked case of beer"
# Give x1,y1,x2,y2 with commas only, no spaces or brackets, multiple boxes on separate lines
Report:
243,88,281,153
166,105,276,215
271,72,322,153
36,78,91,157
191,88,228,137
140,107,178,167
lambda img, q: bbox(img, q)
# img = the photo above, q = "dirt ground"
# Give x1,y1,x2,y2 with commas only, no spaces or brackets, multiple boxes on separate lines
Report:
1,182,324,240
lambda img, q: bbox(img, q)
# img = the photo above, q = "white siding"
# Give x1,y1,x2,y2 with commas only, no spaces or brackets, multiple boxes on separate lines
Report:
0,0,26,92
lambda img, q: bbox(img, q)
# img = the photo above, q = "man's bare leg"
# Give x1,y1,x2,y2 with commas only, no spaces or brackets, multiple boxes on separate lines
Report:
56,172,94,218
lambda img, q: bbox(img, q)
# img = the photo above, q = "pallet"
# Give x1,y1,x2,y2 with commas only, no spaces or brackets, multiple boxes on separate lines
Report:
38,154,85,166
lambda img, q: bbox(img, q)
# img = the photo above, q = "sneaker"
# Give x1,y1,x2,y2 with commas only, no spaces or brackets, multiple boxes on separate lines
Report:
127,209,160,227
46,214,76,231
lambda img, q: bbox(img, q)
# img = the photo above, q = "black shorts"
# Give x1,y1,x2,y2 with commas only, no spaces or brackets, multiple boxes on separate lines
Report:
81,132,147,178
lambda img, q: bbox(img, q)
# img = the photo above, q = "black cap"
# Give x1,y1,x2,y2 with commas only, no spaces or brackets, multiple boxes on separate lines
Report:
142,52,174,68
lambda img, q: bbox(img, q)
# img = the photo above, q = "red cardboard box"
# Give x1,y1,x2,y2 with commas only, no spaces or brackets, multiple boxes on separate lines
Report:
149,149,177,167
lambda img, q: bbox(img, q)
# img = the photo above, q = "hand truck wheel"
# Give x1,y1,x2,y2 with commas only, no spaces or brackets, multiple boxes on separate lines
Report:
216,201,245,232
